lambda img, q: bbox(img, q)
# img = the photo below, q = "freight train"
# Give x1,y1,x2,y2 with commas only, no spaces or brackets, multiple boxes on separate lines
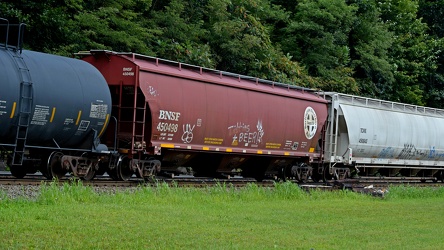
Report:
1,20,444,182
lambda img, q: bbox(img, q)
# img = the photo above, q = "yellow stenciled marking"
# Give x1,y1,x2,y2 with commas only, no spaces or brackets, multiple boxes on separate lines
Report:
161,144,175,148
226,148,233,152
98,114,110,137
119,149,129,154
9,102,17,118
49,107,56,122
203,147,209,151
309,147,315,153
284,152,290,156
75,110,82,125
257,150,263,154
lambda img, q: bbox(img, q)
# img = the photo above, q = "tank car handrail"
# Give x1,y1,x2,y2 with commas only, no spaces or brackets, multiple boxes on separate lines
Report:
17,23,25,53
0,18,9,49
0,19,25,53
76,50,317,94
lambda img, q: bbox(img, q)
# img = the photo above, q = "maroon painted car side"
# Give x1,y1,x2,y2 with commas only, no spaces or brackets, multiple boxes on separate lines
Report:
80,50,328,179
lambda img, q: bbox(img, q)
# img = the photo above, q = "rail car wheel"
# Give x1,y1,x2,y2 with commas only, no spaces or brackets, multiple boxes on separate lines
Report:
279,166,288,182
39,158,52,180
105,156,119,180
7,157,27,178
323,166,334,182
117,156,133,181
311,167,322,182
10,165,27,178
48,152,66,179
82,163,96,181
95,162,107,176
433,171,443,183
107,167,119,181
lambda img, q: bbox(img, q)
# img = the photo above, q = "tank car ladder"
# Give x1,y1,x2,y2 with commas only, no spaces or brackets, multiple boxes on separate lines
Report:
8,50,33,165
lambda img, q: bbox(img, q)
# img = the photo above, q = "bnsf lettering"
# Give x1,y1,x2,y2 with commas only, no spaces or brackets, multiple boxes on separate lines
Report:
159,110,181,121
122,67,134,76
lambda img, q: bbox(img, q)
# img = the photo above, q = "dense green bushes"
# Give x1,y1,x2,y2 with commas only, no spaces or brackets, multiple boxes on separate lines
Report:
2,0,444,107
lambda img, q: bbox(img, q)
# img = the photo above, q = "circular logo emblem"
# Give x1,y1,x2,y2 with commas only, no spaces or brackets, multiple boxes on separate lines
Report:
304,107,317,139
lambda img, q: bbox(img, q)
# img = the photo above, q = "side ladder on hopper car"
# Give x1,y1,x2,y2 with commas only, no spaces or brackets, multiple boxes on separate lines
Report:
323,93,350,180
113,81,147,153
109,80,160,181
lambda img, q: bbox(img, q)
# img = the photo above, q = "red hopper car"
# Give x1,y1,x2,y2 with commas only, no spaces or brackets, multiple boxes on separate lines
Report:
79,50,328,181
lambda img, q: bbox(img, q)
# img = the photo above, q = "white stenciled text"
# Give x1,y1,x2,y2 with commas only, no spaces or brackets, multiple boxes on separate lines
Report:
157,122,178,133
122,67,134,76
159,110,181,121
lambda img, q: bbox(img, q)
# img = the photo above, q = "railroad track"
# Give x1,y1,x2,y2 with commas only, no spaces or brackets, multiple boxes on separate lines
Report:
0,172,442,194
0,172,276,188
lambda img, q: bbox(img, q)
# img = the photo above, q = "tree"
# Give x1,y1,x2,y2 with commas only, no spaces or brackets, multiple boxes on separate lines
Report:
204,0,312,86
71,0,155,56
348,0,395,100
0,0,73,54
279,0,359,93
0,0,156,56
148,0,215,67
418,0,444,108
419,0,444,37
378,0,434,105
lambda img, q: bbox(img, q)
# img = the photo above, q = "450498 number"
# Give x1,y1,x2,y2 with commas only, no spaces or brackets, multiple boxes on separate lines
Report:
157,122,178,133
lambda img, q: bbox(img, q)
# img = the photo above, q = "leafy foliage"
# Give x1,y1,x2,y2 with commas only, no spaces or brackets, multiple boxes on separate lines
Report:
279,0,359,92
1,0,444,107
418,0,444,107
349,0,395,99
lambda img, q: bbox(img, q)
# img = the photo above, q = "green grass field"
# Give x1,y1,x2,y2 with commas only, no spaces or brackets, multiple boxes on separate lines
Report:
0,182,443,249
